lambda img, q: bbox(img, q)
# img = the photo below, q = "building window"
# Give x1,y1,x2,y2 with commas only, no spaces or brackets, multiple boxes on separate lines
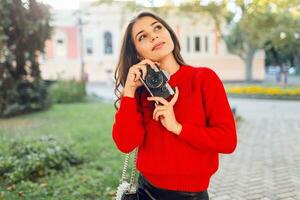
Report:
205,35,209,53
54,32,68,58
195,36,201,52
85,38,93,55
187,36,190,52
104,31,113,54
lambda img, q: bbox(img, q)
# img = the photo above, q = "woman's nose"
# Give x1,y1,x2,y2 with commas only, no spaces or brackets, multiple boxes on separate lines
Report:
150,34,159,42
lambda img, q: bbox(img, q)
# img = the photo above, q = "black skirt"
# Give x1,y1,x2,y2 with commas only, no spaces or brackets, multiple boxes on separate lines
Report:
137,174,209,200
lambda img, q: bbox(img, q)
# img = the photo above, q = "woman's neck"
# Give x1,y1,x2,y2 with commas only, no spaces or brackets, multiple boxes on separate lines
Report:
157,53,180,76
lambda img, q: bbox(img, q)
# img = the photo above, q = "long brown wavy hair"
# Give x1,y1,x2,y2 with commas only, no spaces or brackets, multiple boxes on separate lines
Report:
113,11,187,111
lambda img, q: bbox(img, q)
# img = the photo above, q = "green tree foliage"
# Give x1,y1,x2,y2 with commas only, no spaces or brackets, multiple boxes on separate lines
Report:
224,0,300,80
0,0,53,118
263,1,300,72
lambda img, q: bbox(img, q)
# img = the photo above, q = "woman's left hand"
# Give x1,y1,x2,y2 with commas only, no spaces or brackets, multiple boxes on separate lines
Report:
147,87,182,135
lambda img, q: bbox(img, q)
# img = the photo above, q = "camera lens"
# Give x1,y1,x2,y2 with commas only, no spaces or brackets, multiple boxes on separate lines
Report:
146,72,164,88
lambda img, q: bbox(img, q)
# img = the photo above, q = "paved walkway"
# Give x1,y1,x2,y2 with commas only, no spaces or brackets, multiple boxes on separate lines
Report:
209,98,300,200
86,82,115,102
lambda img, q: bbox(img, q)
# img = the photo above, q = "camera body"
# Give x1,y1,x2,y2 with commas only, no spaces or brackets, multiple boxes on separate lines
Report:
140,64,175,99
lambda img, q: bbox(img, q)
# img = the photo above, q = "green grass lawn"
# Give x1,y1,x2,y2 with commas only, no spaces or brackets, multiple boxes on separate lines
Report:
0,100,129,200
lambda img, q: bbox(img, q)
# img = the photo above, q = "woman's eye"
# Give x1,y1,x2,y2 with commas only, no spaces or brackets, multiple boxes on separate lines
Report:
139,35,146,41
139,34,147,41
138,25,162,42
155,25,162,30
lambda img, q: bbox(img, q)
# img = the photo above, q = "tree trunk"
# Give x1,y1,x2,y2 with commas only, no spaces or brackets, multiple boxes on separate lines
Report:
15,49,27,79
294,54,300,75
243,48,256,83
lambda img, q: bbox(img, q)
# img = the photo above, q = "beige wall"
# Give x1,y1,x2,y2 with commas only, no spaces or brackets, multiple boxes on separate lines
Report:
186,54,265,81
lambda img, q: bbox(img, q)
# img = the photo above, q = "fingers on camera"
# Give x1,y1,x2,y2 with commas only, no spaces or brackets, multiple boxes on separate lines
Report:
140,65,147,80
133,59,161,80
134,69,142,82
141,59,157,69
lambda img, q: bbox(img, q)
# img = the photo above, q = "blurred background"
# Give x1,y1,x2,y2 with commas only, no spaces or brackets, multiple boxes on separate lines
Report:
0,0,299,199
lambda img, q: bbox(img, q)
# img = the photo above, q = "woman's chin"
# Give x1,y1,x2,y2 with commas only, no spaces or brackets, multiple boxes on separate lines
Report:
151,52,172,62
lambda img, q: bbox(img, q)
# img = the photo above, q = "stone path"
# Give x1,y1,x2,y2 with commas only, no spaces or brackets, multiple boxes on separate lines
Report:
208,98,300,200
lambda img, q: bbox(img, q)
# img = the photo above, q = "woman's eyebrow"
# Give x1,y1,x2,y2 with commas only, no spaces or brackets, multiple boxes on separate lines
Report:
135,21,159,39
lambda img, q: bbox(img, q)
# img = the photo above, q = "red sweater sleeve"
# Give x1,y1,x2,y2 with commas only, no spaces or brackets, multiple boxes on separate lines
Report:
178,68,237,154
112,95,145,154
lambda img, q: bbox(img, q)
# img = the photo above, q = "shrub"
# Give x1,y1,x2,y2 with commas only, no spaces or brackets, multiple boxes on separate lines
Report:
0,136,83,185
48,79,86,104
0,79,52,118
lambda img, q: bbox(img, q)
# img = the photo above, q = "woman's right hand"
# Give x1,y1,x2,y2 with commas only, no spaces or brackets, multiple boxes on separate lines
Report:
123,59,160,98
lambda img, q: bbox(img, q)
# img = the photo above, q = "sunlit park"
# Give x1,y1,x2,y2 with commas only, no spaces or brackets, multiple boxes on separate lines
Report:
0,0,300,199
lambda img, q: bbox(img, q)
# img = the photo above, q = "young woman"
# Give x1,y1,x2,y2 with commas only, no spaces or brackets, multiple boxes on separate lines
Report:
112,11,237,200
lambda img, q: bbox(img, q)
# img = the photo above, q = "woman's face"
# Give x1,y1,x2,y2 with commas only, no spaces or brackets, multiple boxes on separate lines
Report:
131,16,174,62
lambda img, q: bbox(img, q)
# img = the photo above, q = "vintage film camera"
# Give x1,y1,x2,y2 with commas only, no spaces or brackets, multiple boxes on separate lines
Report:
139,64,175,99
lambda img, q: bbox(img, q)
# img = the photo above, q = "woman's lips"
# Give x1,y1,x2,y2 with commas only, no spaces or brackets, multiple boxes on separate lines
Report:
152,42,165,51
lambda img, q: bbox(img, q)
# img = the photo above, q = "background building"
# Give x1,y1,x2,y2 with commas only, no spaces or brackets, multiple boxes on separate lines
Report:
40,2,265,84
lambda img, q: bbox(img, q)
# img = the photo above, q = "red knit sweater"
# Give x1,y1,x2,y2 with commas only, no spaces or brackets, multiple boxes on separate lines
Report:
112,65,237,192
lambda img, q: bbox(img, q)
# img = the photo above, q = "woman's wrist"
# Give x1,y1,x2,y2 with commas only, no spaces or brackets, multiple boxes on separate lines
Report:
123,85,136,98
172,121,182,135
